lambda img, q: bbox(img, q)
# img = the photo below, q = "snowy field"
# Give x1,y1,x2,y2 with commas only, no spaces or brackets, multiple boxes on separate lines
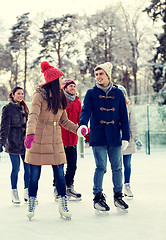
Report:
0,151,166,240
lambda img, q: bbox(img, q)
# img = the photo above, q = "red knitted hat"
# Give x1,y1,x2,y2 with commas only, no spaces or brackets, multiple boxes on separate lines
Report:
63,79,76,89
41,61,64,83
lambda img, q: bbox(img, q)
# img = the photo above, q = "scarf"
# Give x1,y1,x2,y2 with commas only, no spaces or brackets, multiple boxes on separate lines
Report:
64,90,76,102
96,81,113,95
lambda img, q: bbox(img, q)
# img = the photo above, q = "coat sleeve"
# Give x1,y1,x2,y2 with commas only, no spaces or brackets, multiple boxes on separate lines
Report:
77,101,82,124
60,110,78,134
129,105,139,142
119,92,130,142
0,105,11,144
26,92,43,136
79,90,92,126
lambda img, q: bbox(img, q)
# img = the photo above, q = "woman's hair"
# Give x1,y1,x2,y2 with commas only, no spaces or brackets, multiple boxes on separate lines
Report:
42,79,68,114
125,96,130,106
9,86,29,113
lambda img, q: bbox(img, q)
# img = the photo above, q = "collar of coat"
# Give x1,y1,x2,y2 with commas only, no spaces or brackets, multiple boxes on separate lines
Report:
35,85,47,100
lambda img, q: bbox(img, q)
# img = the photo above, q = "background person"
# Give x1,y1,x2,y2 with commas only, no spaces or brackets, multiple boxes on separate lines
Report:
53,79,82,200
118,85,142,198
0,86,30,204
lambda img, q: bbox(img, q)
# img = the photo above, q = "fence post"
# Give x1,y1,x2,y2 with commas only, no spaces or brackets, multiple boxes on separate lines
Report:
146,104,150,154
79,137,84,158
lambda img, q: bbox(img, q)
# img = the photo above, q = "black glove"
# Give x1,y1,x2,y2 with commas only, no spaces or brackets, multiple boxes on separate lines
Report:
0,143,5,152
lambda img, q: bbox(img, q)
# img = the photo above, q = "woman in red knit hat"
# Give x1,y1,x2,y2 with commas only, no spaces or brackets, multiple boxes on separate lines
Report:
24,61,78,220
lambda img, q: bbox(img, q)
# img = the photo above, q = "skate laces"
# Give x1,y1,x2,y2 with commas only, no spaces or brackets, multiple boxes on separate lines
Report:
28,197,36,212
60,196,69,212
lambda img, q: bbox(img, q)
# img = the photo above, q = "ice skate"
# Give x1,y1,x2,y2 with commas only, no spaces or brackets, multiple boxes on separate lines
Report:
124,183,133,198
24,188,28,202
27,196,37,220
67,185,82,201
53,187,58,201
93,193,110,214
11,189,20,204
58,195,72,220
114,192,128,212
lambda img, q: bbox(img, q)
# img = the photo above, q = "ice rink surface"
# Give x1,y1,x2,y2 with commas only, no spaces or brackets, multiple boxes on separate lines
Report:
0,151,166,240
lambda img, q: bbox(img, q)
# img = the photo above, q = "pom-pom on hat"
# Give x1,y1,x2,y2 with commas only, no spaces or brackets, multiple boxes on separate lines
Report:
94,62,113,79
41,61,64,83
63,79,76,89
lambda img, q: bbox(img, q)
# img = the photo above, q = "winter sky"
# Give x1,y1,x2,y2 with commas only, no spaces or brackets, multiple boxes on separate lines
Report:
0,0,150,28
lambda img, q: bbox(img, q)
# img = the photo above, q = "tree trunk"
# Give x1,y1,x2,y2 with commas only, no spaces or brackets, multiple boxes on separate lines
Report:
24,47,27,99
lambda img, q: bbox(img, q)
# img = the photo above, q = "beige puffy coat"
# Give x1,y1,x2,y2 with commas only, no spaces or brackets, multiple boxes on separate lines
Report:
25,87,78,165
122,104,139,155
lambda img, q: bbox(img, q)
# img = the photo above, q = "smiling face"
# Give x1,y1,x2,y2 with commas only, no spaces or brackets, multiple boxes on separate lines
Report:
12,89,24,103
65,84,76,95
95,69,110,87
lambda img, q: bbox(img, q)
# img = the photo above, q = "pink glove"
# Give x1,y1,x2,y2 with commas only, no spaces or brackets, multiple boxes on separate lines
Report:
77,125,88,137
24,134,36,149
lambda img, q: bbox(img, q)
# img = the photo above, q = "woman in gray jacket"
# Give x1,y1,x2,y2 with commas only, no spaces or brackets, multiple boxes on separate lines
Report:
118,85,142,198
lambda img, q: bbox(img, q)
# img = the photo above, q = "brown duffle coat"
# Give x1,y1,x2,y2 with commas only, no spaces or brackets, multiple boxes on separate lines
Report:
25,86,78,165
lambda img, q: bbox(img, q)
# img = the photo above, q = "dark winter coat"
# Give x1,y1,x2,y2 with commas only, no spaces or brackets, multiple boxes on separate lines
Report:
61,96,81,146
79,85,130,146
0,100,28,155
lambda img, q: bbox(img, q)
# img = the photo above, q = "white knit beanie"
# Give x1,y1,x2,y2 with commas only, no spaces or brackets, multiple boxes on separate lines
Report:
94,62,113,79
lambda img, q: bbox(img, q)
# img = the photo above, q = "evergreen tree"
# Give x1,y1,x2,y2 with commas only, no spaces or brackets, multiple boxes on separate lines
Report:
144,0,166,92
36,14,78,70
7,13,31,98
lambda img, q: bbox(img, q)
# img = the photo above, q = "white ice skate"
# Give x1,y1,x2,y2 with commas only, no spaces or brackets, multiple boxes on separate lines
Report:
58,195,72,220
53,187,58,201
24,188,28,202
12,189,20,204
124,183,134,198
67,185,82,201
27,196,37,220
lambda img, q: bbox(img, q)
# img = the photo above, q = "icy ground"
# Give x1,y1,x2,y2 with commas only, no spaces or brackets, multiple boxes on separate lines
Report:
0,151,166,240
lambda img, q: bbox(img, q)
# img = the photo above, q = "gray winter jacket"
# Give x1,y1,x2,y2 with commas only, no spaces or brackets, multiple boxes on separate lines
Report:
122,104,139,155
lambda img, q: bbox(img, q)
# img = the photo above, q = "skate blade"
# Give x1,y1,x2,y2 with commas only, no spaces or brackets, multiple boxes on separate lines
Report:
60,214,72,220
124,195,133,200
67,196,82,201
12,201,20,205
116,207,128,214
95,209,109,216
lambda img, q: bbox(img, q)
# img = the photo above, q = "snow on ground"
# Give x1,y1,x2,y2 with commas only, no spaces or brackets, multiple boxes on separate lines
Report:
0,151,166,240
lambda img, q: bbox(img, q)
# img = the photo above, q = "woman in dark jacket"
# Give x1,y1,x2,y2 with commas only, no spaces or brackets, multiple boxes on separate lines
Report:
0,86,30,204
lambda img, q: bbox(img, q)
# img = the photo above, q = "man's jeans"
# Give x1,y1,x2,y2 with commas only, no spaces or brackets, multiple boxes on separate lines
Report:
9,153,30,189
123,154,132,184
92,145,122,194
29,164,66,197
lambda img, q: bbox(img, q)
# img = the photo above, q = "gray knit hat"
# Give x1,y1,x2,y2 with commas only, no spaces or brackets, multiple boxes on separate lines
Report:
94,62,113,79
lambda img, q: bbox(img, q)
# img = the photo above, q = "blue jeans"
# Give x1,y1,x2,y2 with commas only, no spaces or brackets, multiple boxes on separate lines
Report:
123,154,132,183
9,153,30,189
92,145,122,194
29,164,66,197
